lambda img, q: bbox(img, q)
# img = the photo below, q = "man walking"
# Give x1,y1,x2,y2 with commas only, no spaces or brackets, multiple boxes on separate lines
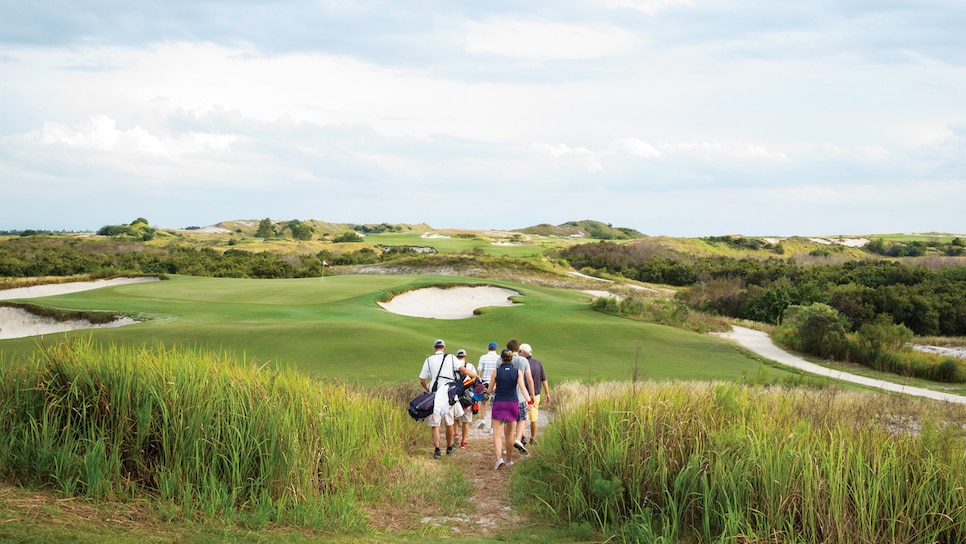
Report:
519,343,549,446
476,341,500,430
418,339,478,459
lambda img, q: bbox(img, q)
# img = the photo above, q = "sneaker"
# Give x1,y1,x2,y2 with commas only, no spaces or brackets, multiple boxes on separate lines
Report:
513,440,529,455
446,445,455,455
494,458,505,470
506,460,515,467
477,422,486,429
453,434,460,443
530,437,537,446
460,442,468,449
433,448,441,459
520,437,527,446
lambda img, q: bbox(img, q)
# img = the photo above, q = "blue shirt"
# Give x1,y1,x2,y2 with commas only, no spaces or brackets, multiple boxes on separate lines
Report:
493,362,519,403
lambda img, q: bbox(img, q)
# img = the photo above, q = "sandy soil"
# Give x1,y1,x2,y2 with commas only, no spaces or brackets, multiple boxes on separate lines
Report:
378,286,519,319
0,277,157,340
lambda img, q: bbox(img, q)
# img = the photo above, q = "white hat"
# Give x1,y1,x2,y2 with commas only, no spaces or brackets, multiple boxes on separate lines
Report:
519,343,532,355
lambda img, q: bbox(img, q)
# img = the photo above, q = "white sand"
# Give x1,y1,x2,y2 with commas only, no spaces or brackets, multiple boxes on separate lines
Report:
378,286,519,319
0,277,157,340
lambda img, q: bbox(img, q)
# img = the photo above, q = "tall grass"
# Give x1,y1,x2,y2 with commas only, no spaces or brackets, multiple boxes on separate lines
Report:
515,381,966,543
0,336,418,532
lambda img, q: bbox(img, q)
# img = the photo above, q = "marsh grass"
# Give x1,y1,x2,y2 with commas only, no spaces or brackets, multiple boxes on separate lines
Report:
515,381,966,543
0,336,424,533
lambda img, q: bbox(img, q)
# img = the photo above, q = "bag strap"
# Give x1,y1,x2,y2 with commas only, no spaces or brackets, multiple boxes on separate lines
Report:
430,354,448,391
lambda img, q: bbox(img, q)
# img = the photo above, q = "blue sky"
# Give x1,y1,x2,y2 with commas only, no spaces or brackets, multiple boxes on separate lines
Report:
1,0,964,236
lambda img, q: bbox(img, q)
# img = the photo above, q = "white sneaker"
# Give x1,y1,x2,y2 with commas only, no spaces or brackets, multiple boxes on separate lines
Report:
494,458,506,470
513,439,529,455
506,460,515,467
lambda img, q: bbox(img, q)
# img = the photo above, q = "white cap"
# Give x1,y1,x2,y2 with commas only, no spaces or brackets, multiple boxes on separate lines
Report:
519,343,532,355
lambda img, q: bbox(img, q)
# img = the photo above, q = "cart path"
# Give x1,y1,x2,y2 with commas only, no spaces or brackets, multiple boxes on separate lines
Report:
716,326,966,404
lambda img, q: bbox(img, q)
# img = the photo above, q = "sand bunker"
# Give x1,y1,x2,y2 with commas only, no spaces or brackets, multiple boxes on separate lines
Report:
0,308,139,340
378,286,519,319
0,277,157,340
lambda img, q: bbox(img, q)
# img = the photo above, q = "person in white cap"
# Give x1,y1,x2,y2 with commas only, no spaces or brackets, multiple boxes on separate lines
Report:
518,343,549,446
418,339,478,459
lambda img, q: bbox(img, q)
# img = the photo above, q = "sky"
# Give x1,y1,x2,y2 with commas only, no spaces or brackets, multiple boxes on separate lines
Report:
1,1,964,237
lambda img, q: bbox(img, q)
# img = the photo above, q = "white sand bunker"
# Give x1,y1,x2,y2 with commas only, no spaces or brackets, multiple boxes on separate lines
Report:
0,307,138,340
0,277,157,340
379,286,519,319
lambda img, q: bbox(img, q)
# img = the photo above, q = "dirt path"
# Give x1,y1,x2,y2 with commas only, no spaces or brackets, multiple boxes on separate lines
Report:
716,326,966,404
417,419,528,536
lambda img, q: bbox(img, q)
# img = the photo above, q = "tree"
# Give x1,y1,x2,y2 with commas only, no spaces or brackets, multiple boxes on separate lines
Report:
778,303,850,359
856,314,912,362
332,231,363,243
288,220,314,241
256,218,274,238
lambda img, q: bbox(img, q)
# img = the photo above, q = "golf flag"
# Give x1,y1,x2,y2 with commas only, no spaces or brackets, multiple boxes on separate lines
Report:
323,260,329,266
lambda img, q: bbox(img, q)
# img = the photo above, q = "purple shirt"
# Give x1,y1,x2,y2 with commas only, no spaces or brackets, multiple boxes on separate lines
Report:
528,357,546,395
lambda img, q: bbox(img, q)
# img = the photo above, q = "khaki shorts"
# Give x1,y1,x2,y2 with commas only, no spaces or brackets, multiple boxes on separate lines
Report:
528,394,542,423
427,404,459,427
458,406,473,423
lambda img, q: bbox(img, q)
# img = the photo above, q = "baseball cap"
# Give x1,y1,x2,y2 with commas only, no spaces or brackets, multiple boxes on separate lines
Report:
434,339,445,348
456,349,467,357
519,343,533,355
488,341,498,350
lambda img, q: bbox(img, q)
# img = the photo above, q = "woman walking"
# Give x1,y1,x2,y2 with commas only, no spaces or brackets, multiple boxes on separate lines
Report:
488,349,532,470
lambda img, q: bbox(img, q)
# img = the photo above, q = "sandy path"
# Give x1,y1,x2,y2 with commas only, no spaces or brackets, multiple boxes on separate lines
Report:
716,326,966,404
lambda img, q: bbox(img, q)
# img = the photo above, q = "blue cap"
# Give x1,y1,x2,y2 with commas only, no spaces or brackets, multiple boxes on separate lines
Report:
488,341,498,350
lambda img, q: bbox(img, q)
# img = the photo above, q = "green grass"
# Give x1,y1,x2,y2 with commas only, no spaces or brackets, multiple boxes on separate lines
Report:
0,275,803,385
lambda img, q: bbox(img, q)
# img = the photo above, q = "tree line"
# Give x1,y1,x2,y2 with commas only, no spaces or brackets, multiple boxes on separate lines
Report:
0,236,451,280
560,241,966,337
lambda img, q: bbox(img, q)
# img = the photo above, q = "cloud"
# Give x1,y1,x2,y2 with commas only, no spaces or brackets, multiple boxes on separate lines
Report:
610,138,661,158
600,0,692,16
463,19,642,60
28,115,236,157
1,1,964,236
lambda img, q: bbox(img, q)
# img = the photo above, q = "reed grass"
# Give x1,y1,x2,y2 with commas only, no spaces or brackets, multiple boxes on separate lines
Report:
515,381,966,543
0,336,421,532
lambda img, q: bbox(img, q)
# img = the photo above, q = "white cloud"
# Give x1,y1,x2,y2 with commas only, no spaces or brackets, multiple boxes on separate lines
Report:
27,115,236,157
657,141,787,160
463,19,642,60
600,0,693,15
610,138,661,158
530,142,605,171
